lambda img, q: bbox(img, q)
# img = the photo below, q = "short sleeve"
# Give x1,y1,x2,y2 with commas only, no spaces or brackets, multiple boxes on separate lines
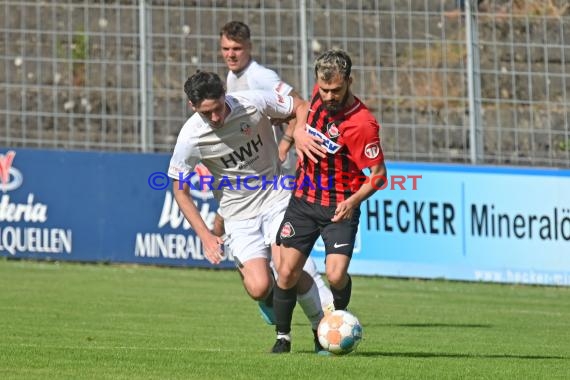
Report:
248,90,294,121
249,66,293,96
341,120,384,170
168,127,202,180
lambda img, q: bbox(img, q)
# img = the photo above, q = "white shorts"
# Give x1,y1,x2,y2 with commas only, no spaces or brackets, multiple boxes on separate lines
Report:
223,195,290,267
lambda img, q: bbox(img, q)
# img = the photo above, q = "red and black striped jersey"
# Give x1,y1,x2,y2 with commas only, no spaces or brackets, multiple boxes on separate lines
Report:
293,87,384,206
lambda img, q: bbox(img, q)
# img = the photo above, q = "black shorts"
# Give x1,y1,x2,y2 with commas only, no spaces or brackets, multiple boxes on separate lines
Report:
276,196,360,257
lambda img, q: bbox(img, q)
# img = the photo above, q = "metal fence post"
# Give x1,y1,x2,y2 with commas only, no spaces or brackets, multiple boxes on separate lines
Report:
300,0,309,100
465,0,483,164
139,0,153,152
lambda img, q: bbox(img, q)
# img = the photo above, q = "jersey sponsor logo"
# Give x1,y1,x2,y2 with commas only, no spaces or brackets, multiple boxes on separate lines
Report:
280,222,295,238
276,94,286,104
306,125,342,154
220,134,263,169
364,142,381,159
326,122,340,139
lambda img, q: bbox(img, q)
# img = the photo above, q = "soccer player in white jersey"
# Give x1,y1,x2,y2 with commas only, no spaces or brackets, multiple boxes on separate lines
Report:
168,71,326,353
221,20,298,174
218,21,335,317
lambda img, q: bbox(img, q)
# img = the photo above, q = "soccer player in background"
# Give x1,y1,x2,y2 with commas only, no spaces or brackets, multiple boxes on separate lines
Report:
220,21,298,174
270,49,387,353
168,71,325,353
214,20,335,323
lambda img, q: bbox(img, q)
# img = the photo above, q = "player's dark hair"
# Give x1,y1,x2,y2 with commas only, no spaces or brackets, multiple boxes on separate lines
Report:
220,21,251,43
184,71,225,104
314,49,352,81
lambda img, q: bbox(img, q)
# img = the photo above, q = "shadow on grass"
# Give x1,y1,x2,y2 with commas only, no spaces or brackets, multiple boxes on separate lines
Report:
295,350,566,360
354,351,567,360
295,323,566,359
392,323,492,328
294,322,493,329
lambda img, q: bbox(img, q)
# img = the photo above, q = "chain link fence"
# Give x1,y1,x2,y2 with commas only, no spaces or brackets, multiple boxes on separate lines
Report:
1,0,569,167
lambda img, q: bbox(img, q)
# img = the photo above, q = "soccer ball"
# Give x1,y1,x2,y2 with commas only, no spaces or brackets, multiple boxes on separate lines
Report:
317,310,362,355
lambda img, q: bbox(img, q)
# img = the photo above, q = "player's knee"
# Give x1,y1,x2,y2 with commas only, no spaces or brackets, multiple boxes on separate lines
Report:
244,278,272,300
247,286,271,301
277,266,299,289
326,269,346,289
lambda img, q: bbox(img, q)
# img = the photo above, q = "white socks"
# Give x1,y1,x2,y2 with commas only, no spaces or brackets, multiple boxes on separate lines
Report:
302,258,335,312
297,282,324,330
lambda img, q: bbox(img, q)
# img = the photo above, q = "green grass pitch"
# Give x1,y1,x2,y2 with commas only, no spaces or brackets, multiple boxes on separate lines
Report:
0,258,568,379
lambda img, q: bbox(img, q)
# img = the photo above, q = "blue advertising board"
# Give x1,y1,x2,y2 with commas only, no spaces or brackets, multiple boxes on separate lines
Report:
311,163,570,285
1,148,569,285
0,148,233,269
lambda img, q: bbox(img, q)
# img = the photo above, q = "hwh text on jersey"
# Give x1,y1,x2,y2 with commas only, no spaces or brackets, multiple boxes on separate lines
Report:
220,134,263,168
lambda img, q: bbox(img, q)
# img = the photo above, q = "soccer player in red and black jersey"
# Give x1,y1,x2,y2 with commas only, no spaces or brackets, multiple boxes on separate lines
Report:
271,49,387,353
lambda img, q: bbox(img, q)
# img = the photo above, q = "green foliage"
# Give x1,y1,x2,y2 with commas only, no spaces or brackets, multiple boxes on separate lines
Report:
558,139,570,151
56,31,88,61
0,260,568,379
71,33,89,61
55,31,88,86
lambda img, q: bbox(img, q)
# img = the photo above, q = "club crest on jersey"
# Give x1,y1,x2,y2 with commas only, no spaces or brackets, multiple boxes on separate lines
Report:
240,122,251,136
364,142,381,159
306,125,342,154
280,222,295,238
326,122,340,139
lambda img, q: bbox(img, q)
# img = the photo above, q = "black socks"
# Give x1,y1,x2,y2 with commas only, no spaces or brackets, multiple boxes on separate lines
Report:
273,285,297,335
331,274,352,310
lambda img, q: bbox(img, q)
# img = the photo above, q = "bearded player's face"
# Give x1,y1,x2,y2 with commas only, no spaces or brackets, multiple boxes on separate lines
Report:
316,73,352,113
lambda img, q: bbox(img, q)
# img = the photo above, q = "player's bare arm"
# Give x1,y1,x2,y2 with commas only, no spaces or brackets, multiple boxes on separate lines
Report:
172,179,224,264
211,212,225,237
331,161,387,222
277,117,297,162
278,130,293,163
275,90,303,162
272,90,302,162
289,93,309,122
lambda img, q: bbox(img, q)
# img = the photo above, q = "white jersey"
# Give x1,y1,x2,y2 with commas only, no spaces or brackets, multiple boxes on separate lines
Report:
168,90,291,220
226,60,292,96
227,60,297,174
